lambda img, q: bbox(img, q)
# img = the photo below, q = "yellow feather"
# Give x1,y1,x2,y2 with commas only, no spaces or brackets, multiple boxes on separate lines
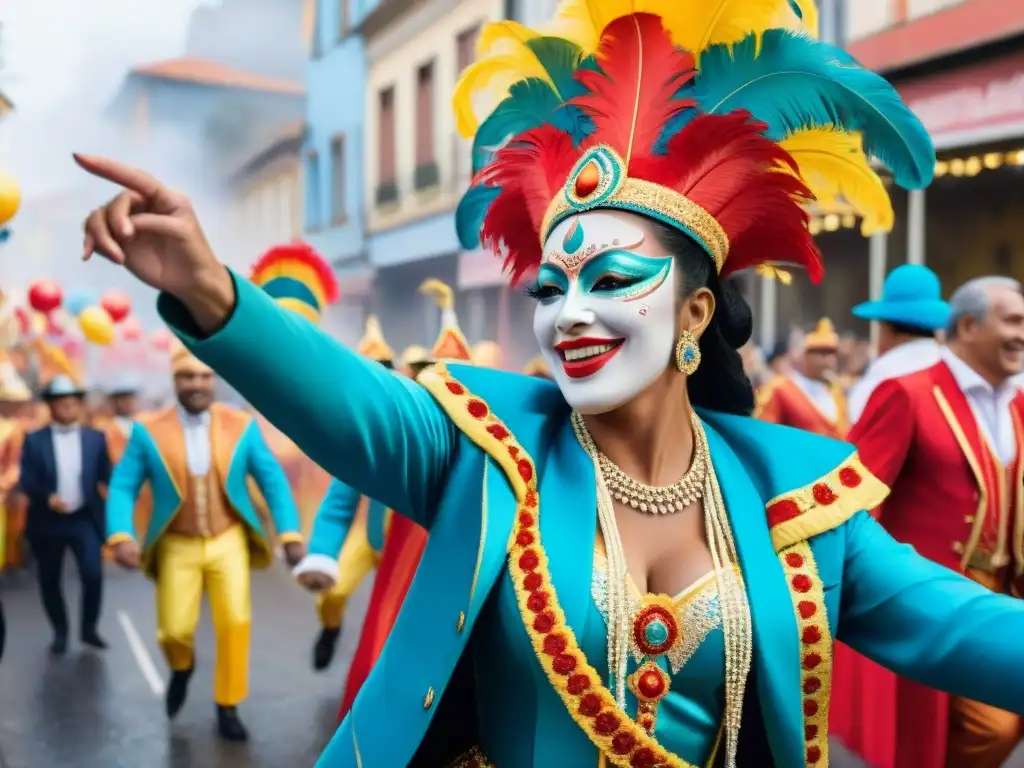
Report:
781,126,895,237
648,0,802,56
785,0,819,37
452,53,554,137
476,19,539,56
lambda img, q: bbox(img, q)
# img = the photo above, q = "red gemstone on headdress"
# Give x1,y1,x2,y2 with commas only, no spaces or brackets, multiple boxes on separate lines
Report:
637,669,666,699
574,160,601,198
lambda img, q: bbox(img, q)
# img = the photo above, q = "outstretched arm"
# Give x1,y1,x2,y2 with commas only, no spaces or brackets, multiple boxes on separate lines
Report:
245,423,302,543
839,511,1024,713
158,273,456,529
293,479,362,578
105,427,151,544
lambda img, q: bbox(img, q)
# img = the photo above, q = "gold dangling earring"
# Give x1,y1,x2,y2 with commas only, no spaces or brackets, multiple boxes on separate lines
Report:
675,330,701,375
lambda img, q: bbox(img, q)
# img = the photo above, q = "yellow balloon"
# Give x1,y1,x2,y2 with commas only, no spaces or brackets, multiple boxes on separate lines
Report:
0,171,21,227
78,306,115,346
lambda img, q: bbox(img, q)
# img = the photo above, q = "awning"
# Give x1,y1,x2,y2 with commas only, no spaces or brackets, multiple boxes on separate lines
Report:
899,48,1024,150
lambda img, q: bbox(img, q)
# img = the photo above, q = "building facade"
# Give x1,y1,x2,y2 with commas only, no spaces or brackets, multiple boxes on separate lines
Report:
302,0,376,345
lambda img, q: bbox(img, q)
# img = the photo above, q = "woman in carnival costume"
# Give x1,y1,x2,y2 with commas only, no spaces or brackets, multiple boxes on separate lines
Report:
76,0,1024,765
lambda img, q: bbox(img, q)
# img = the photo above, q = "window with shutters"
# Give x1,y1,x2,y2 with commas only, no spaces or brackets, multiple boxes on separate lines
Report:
456,25,480,74
377,87,398,205
415,61,439,190
330,134,347,223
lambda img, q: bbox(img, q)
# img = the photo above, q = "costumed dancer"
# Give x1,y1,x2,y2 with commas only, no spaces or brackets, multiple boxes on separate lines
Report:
77,2,1024,765
104,342,304,741
336,280,474,718
0,362,29,571
292,315,396,670
847,276,1024,768
755,318,848,437
846,264,947,424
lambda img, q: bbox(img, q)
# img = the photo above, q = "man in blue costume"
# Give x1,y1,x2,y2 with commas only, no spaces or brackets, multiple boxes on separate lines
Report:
292,315,397,671
105,344,303,741
74,1,1024,765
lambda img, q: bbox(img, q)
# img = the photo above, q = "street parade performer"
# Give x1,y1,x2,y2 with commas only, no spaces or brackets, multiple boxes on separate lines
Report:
76,1,1024,765
336,285,474,718
755,318,848,438
847,275,1024,768
292,315,398,671
104,340,304,741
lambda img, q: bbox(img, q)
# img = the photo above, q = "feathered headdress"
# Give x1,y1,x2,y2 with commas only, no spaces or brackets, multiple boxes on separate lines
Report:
250,241,340,325
419,279,473,362
452,0,933,285
804,317,839,351
356,316,395,363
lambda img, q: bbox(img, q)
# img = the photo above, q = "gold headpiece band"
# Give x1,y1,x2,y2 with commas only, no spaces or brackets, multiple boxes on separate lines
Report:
539,145,730,273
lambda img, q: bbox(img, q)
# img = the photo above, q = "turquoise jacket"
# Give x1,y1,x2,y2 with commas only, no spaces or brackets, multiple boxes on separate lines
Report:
160,274,1024,768
106,402,302,578
309,479,390,559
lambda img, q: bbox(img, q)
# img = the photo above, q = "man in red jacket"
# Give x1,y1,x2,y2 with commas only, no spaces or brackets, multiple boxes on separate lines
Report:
849,275,1024,768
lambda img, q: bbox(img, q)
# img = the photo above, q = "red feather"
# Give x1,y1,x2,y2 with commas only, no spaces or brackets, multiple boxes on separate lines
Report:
250,241,340,302
648,112,822,282
477,125,578,282
572,14,697,168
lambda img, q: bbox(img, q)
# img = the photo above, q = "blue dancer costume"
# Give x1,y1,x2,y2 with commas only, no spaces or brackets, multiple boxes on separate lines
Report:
154,1,1024,766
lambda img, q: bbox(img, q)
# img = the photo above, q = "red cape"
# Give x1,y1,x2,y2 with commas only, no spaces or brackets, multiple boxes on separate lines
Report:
338,513,427,719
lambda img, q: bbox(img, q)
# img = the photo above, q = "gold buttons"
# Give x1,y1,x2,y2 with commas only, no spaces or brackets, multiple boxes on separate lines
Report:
952,541,965,555
456,612,466,633
423,687,435,709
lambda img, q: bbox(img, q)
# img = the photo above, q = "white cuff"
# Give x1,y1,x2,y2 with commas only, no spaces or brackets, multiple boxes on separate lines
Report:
291,553,338,579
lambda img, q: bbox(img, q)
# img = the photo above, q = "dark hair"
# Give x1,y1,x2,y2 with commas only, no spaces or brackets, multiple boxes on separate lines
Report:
650,221,755,415
886,321,934,339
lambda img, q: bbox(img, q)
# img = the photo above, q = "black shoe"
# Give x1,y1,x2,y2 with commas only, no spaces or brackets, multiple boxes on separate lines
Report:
50,635,68,655
165,667,194,718
80,631,108,650
216,705,249,742
312,627,340,671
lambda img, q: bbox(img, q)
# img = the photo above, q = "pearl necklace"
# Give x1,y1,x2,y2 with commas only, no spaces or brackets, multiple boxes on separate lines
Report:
574,413,708,514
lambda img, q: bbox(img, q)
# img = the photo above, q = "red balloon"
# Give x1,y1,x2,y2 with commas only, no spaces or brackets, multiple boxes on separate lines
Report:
28,280,63,314
100,289,132,323
121,316,142,341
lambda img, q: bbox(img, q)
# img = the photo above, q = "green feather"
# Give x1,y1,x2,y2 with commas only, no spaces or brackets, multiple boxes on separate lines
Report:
691,30,934,189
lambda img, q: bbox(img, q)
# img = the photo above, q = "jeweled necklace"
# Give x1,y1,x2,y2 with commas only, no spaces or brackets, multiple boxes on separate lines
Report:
574,413,708,514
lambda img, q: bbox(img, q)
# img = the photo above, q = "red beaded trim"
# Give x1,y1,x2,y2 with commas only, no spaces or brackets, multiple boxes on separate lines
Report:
779,541,831,767
421,366,696,768
766,454,888,552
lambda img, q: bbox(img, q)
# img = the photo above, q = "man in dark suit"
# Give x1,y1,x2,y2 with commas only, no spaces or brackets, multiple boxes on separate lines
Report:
19,376,112,654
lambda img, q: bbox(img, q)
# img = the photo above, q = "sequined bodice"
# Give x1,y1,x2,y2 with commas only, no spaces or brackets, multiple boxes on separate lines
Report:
472,547,727,767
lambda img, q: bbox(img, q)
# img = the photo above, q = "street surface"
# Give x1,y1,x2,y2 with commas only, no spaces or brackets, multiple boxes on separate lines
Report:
0,565,1020,767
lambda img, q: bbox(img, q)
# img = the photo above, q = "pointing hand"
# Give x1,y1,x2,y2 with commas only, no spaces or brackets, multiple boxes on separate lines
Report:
75,154,235,333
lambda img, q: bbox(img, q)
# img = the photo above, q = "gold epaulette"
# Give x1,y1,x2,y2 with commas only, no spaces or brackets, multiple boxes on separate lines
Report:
766,454,888,551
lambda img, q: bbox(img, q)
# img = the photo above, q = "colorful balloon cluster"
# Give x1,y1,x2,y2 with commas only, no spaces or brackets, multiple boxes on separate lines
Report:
26,281,140,347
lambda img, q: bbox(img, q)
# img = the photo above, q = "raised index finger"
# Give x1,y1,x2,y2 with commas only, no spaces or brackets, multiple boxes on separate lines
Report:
73,154,164,200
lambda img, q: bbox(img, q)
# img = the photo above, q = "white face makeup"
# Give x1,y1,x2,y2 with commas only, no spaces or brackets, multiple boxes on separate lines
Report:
530,211,678,414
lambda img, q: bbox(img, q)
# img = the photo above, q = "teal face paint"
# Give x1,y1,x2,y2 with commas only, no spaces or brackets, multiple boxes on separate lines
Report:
578,250,673,301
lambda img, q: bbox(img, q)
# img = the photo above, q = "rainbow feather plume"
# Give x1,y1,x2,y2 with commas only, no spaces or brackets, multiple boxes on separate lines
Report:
250,241,339,325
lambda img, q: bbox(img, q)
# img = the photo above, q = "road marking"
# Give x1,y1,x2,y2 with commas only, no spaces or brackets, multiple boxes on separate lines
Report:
117,609,165,696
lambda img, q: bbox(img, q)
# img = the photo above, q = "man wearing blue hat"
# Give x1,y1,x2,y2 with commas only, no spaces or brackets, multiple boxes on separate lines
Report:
847,264,949,423
18,375,112,654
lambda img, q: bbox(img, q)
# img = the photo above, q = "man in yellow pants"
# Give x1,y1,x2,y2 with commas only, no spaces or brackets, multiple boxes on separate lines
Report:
106,345,304,740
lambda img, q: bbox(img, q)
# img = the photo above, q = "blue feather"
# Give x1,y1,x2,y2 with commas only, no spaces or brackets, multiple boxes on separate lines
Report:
690,30,934,189
455,185,501,249
472,79,592,173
